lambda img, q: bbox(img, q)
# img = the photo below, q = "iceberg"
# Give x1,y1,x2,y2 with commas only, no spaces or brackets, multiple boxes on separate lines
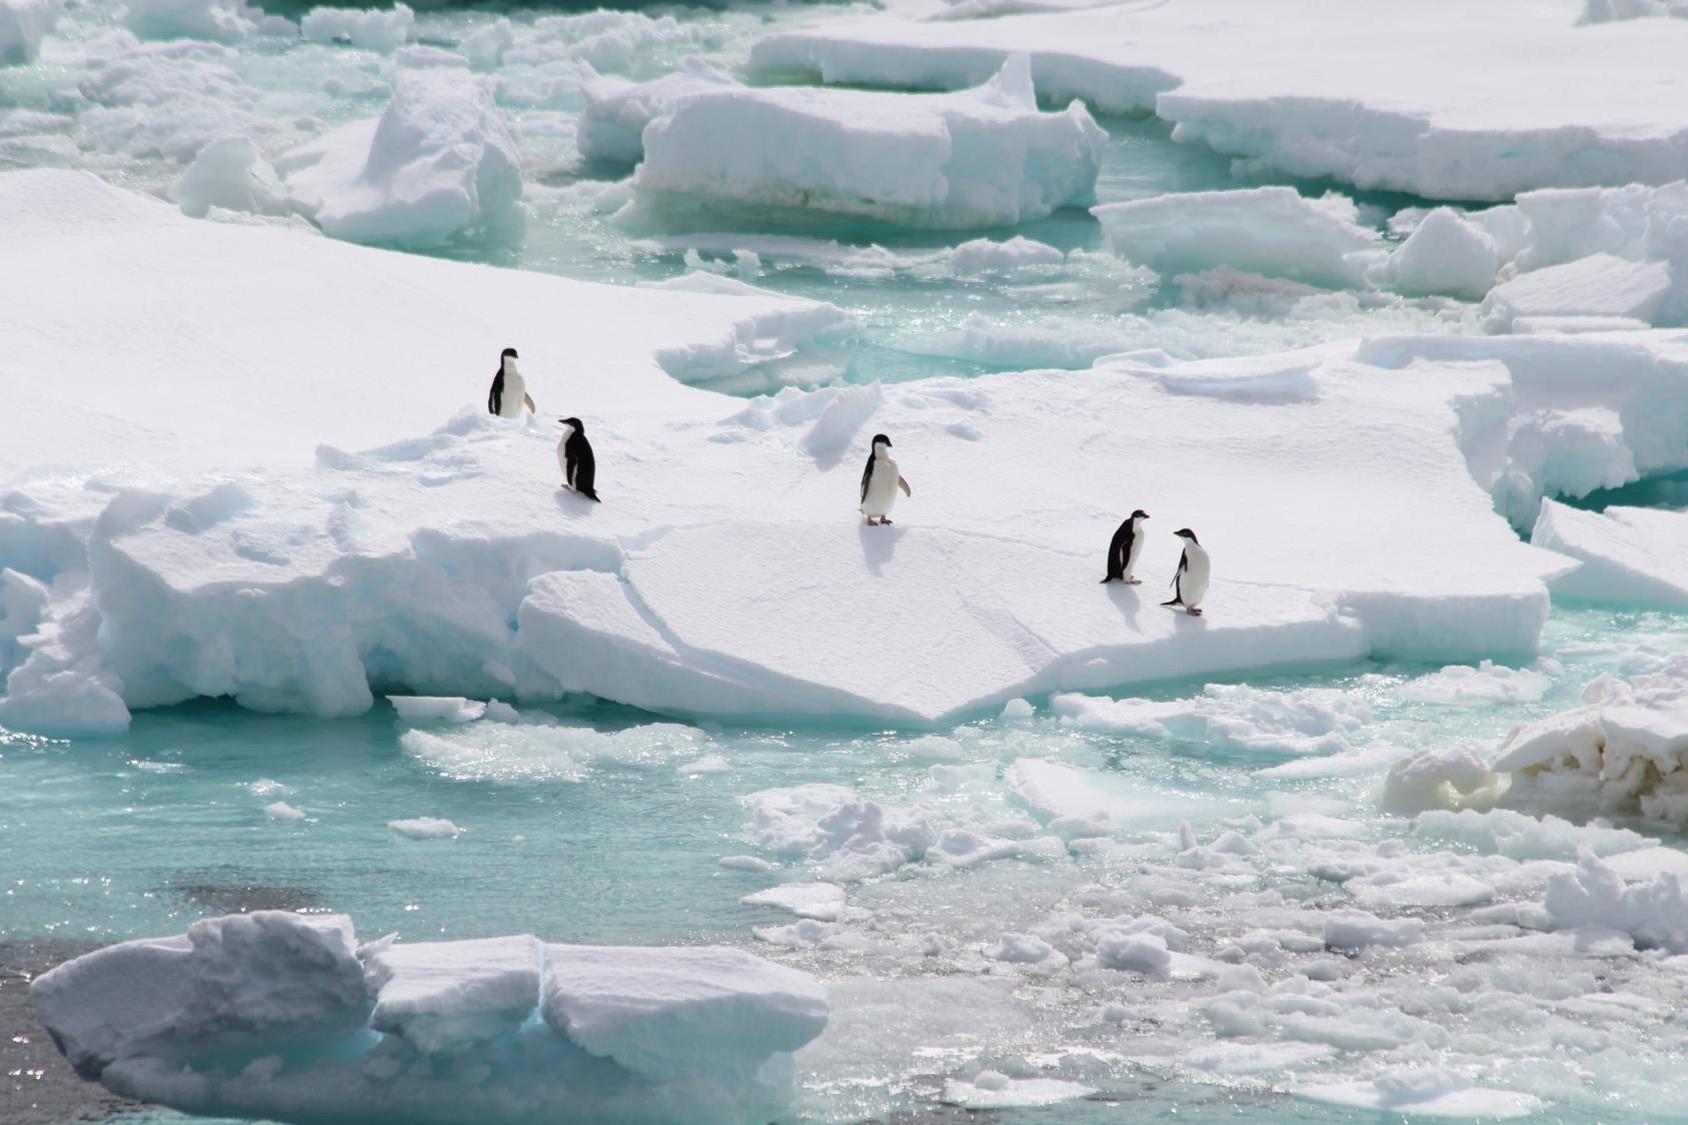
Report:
749,0,1688,201
630,54,1106,230
277,69,522,249
30,911,828,1125
1092,188,1383,289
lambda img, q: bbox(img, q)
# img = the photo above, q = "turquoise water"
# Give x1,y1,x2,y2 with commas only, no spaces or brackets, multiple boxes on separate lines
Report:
7,606,1688,1122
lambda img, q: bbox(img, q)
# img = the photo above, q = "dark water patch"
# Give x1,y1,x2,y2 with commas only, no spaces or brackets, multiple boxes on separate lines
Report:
1557,468,1688,514
0,940,139,1124
166,872,323,915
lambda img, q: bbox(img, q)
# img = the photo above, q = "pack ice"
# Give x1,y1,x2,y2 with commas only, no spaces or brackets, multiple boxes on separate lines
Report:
5,169,1688,733
748,0,1688,200
29,910,827,1124
625,54,1106,229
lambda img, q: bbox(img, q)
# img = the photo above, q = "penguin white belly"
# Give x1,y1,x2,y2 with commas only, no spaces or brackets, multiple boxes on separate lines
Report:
498,372,528,419
862,456,900,517
1181,545,1212,607
1124,529,1146,579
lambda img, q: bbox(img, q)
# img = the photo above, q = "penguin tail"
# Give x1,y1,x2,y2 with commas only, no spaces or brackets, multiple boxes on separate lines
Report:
583,489,601,503
1100,575,1114,584
1161,596,1182,607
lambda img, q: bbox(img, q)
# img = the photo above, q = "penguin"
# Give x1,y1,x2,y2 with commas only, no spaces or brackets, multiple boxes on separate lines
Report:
488,347,536,419
859,433,910,526
1100,509,1150,584
1162,528,1210,616
557,417,600,502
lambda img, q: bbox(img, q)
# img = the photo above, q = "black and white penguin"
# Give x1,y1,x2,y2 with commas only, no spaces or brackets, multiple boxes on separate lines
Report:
557,417,600,502
488,347,536,419
860,433,910,526
1100,509,1150,584
1162,528,1211,616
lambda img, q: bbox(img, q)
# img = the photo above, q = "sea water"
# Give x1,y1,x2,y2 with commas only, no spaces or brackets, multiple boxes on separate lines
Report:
3,2,1687,1122
5,608,1688,1123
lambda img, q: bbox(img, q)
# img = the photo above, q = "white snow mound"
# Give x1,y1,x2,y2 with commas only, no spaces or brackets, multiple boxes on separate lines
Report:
278,69,522,248
31,911,828,1124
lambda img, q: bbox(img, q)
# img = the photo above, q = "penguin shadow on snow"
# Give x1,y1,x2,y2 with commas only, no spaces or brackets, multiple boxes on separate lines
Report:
858,521,906,576
1102,580,1143,632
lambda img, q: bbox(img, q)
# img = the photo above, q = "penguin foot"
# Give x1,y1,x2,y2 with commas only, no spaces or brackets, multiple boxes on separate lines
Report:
865,517,879,526
1125,578,1142,585
1187,607,1203,616
881,518,893,525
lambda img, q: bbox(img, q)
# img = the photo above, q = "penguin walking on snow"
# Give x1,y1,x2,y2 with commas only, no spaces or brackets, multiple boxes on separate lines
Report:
860,433,910,526
1100,509,1150,584
488,347,536,419
1162,528,1210,616
557,417,600,502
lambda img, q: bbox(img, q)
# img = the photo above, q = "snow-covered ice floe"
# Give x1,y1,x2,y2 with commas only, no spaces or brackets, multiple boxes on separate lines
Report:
29,910,827,1124
1533,501,1688,608
748,0,1688,200
6,169,1688,732
627,54,1106,230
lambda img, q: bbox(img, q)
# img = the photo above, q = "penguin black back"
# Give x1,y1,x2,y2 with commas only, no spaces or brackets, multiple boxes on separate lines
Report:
860,433,891,504
561,416,600,502
489,346,517,415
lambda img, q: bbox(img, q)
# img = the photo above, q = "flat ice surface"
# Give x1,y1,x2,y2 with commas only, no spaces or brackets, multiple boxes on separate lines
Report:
629,55,1107,229
18,170,1688,731
1533,500,1688,607
1092,188,1381,289
1483,253,1674,330
31,911,828,1124
748,0,1688,200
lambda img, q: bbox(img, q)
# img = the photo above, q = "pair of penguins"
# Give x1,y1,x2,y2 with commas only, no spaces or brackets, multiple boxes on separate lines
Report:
488,347,599,502
861,436,1210,615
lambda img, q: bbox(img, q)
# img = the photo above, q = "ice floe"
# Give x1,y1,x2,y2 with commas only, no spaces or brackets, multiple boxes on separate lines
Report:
749,0,1688,200
0,0,57,65
30,910,828,1124
1532,500,1688,607
7,170,1688,733
630,54,1105,230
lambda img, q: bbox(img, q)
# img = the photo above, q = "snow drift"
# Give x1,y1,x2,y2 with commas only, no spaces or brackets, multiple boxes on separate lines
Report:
7,170,1688,734
629,54,1106,230
29,910,828,1124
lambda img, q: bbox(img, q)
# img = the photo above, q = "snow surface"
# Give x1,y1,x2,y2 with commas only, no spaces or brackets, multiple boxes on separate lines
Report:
9,170,1688,733
1533,500,1688,607
630,54,1106,230
1483,253,1674,331
31,911,828,1124
748,0,1688,200
1093,188,1382,290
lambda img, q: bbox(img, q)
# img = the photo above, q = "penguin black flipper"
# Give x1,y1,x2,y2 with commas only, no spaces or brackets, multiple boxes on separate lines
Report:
1101,519,1132,583
488,371,504,416
1161,548,1189,606
860,451,875,505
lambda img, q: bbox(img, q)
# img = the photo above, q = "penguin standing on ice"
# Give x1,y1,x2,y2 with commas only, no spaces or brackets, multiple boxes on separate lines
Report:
1100,509,1150,584
488,347,536,419
860,433,910,526
557,417,600,502
1162,528,1210,615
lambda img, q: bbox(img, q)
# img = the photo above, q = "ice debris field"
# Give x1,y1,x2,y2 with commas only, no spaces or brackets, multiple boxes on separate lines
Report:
4,0,1688,1121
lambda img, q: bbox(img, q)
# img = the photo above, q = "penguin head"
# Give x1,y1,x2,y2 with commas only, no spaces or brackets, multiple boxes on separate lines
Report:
558,416,583,435
1174,528,1198,543
501,347,519,373
1131,509,1150,522
871,433,892,450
